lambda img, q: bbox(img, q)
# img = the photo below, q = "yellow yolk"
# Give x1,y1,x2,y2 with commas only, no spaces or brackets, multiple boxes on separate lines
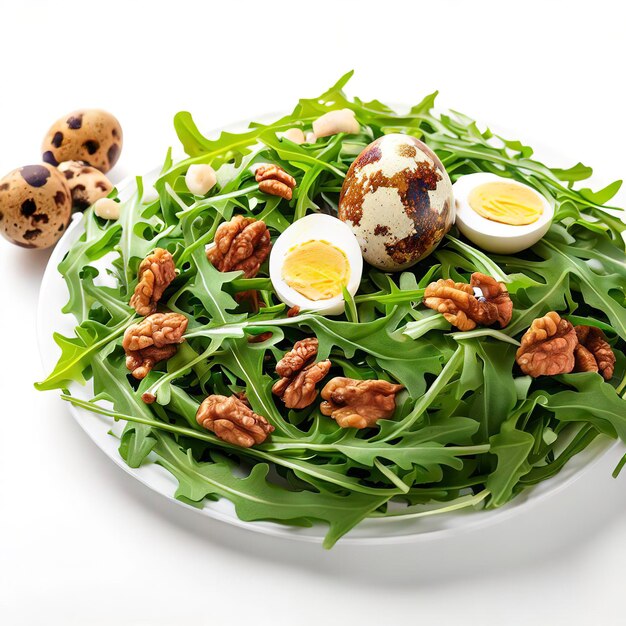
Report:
469,182,544,226
282,240,350,301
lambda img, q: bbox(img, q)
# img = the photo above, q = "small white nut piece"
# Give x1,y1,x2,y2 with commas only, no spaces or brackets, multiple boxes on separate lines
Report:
279,128,306,144
185,164,217,196
305,132,317,144
93,197,120,220
312,109,360,138
142,184,159,204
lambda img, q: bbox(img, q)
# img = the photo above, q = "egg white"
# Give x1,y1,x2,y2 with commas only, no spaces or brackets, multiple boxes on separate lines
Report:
453,172,554,254
269,213,363,315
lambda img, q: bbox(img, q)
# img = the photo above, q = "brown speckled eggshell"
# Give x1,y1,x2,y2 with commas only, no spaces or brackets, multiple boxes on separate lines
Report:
0,164,72,249
42,109,123,173
338,134,454,271
58,160,113,211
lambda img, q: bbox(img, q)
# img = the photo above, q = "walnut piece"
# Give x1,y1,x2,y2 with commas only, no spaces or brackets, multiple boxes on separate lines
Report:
423,272,513,331
207,215,270,278
123,312,188,379
574,325,615,380
196,394,274,448
287,305,301,318
275,338,319,378
573,343,598,375
129,248,176,316
248,331,273,344
255,165,297,200
320,377,404,429
515,311,577,377
272,338,330,409
273,360,332,409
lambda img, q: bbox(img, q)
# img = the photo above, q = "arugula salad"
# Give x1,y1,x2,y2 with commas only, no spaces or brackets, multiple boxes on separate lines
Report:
37,73,626,548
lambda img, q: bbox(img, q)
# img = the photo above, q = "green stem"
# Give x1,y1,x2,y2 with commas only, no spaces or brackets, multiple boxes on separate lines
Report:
374,459,410,493
452,328,521,346
231,277,273,291
402,314,449,339
369,489,489,520
144,339,226,402
376,347,465,441
176,184,259,222
60,395,398,496
354,289,425,305
35,314,135,391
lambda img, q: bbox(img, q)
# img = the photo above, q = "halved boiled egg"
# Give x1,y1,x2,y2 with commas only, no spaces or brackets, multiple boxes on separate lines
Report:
453,173,554,254
269,213,363,315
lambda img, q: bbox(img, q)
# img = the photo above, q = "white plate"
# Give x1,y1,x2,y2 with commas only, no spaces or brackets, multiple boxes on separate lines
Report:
37,116,618,545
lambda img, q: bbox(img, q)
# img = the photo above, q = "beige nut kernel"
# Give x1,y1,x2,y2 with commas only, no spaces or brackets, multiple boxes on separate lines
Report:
279,128,306,144
312,109,360,138
305,132,317,143
185,164,217,196
93,197,120,220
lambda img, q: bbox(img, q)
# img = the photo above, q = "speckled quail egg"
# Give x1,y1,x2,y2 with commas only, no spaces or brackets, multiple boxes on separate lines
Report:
269,213,363,315
453,172,554,254
58,160,113,210
338,133,454,271
0,164,72,248
42,109,123,173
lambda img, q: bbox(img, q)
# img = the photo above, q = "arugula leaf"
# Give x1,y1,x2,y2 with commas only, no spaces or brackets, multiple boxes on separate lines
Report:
58,211,121,322
153,432,390,549
486,421,534,507
544,373,626,441
251,311,451,398
35,316,132,391
116,178,176,291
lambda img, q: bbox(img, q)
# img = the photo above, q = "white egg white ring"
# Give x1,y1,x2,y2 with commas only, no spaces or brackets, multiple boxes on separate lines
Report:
453,172,554,254
269,213,363,315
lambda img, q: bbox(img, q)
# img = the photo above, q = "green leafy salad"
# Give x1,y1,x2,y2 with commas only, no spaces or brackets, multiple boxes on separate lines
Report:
37,72,626,548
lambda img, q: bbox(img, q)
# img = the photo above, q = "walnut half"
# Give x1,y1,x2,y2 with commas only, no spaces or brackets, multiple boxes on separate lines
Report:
196,394,274,448
423,272,513,331
515,311,577,377
255,165,296,200
207,215,271,278
123,312,188,379
272,338,331,409
574,325,616,380
130,248,177,316
320,377,404,429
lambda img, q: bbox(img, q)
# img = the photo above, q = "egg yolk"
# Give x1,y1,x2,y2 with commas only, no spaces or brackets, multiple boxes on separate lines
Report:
469,182,544,226
282,240,350,301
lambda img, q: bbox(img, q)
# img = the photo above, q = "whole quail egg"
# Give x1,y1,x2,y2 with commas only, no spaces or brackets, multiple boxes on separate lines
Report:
0,164,72,248
338,133,454,271
58,160,113,210
42,109,123,173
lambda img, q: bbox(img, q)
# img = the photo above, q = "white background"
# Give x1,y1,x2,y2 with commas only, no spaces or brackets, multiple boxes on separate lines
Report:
1,1,625,624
